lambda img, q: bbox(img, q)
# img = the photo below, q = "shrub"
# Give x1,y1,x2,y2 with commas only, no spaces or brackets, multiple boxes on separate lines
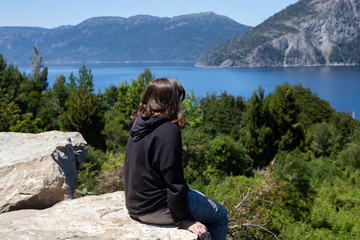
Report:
205,134,252,176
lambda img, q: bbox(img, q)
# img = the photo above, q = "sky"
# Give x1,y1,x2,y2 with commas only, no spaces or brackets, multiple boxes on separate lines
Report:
1,0,299,28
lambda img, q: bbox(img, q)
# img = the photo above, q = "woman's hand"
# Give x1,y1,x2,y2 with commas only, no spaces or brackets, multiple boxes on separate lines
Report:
187,221,207,240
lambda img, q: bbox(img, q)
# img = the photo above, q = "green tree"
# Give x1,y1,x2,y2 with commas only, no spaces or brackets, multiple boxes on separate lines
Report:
0,55,27,101
77,64,94,92
116,68,153,118
67,72,77,94
200,91,246,137
9,112,42,133
36,74,71,131
293,84,334,127
268,83,304,151
53,74,70,113
60,66,105,149
102,84,118,108
102,108,129,151
245,86,276,168
0,54,42,132
181,90,203,128
101,69,154,150
330,112,360,147
182,127,212,183
0,91,22,131
205,134,251,176
310,122,339,157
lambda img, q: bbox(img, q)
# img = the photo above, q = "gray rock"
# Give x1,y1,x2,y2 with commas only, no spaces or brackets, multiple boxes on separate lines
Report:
0,131,88,213
197,0,360,67
0,191,197,240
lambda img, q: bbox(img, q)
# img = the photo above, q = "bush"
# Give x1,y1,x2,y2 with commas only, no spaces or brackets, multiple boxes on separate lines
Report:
77,146,107,194
189,174,279,240
205,134,251,177
271,151,314,221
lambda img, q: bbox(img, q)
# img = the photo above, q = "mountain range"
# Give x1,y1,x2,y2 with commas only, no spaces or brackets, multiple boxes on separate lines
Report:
0,12,251,66
196,0,360,67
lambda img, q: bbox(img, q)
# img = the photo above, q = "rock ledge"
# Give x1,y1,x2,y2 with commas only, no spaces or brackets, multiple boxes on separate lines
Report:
0,191,197,240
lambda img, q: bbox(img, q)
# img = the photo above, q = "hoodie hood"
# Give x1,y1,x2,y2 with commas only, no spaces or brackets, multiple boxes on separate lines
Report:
130,114,172,142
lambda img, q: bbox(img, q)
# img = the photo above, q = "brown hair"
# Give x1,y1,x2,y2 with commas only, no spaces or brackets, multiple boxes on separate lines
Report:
131,77,186,128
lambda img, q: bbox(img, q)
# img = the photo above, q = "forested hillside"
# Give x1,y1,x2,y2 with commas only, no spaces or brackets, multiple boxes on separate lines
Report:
1,51,360,239
0,12,250,65
197,0,360,67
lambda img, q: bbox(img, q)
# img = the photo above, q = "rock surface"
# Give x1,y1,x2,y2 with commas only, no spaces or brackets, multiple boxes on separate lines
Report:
0,191,197,240
197,0,360,67
0,131,88,213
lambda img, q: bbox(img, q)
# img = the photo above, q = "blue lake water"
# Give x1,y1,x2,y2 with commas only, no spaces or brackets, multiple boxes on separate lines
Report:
20,63,360,120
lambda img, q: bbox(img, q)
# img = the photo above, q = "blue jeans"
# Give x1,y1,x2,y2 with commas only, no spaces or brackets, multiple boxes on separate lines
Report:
138,189,228,240
187,189,228,240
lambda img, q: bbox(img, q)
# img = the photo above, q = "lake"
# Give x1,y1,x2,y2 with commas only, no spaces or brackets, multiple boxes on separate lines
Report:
20,63,360,120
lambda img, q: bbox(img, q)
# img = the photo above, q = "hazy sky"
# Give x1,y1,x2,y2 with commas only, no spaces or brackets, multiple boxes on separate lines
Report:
1,0,299,28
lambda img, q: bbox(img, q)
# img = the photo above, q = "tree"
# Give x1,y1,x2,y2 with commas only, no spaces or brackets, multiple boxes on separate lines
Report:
102,108,129,151
245,86,276,168
267,83,304,151
116,68,153,119
0,91,22,131
52,74,70,114
0,54,42,132
310,122,339,157
101,69,154,150
293,84,334,127
205,134,251,176
0,54,26,102
31,45,47,89
181,90,203,128
200,92,246,137
102,84,118,108
77,64,94,92
18,46,48,115
330,111,360,147
60,65,105,149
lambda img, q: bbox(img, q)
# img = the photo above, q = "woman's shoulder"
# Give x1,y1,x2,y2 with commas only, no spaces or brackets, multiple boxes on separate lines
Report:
157,120,180,133
154,121,182,148
153,121,181,142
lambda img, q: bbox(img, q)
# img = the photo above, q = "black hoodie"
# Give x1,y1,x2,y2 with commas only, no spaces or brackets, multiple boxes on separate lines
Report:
124,114,196,229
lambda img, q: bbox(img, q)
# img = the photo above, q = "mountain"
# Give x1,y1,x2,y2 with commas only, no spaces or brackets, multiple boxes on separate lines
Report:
0,12,251,66
196,0,360,68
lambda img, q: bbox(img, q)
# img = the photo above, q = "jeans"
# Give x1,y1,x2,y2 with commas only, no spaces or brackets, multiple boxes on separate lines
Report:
137,189,228,240
187,189,228,240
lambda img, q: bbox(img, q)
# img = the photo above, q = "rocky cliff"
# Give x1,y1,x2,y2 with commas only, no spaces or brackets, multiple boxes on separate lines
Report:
196,0,360,67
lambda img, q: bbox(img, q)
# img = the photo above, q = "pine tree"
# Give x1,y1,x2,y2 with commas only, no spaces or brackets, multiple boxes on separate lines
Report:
268,83,304,151
246,86,275,168
60,65,105,149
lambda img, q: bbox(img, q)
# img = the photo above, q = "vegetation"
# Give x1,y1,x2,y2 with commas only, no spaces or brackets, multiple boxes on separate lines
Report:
1,51,360,239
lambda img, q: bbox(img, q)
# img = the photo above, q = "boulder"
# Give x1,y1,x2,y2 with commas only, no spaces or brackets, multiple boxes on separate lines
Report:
0,131,88,213
0,191,198,240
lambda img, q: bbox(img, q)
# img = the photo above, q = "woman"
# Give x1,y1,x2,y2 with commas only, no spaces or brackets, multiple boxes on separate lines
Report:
124,77,228,240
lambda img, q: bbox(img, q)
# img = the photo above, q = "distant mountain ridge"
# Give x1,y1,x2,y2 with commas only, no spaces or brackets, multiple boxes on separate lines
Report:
196,0,360,68
0,12,251,65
